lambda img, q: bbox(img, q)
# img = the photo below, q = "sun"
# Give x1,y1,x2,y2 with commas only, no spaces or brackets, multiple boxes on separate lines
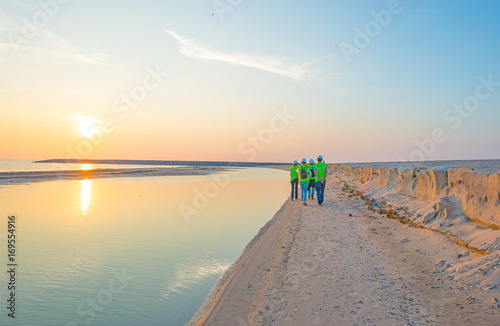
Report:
80,164,92,170
75,115,101,138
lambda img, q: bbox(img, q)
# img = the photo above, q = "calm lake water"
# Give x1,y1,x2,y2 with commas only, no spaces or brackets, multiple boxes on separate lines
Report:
0,164,288,325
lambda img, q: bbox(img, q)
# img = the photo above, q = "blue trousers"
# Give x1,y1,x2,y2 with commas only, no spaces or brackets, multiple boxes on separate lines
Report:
316,180,326,204
290,178,298,199
300,182,309,201
308,183,315,197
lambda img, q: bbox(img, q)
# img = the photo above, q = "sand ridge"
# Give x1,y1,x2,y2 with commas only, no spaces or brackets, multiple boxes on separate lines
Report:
189,175,499,325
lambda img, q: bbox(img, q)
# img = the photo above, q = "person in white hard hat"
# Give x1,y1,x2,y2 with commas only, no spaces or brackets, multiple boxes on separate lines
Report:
307,159,317,199
315,155,327,205
298,158,311,205
289,160,299,201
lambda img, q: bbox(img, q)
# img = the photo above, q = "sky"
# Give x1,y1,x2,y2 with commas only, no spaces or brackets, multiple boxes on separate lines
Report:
1,0,499,163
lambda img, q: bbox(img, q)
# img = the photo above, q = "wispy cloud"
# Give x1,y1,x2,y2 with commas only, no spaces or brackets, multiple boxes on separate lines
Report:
23,44,109,65
0,10,109,65
166,30,336,82
24,29,109,64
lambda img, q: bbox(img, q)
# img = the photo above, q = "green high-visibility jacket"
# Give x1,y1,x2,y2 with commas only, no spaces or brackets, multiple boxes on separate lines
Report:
299,165,310,183
316,162,327,182
290,165,298,181
308,163,317,182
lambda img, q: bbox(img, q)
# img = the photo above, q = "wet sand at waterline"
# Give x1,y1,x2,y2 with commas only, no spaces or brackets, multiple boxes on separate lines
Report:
189,172,499,325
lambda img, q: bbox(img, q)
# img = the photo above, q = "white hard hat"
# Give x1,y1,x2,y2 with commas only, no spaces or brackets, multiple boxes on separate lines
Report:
293,160,298,164
317,155,323,160
309,159,314,164
301,158,307,163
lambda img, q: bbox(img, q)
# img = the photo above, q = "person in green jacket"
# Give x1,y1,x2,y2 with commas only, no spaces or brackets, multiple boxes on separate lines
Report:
289,160,299,201
307,159,317,199
315,155,327,205
298,158,311,205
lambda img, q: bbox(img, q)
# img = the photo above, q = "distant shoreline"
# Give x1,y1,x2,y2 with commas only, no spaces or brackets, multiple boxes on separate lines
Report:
35,158,288,168
1,159,290,187
34,158,500,174
0,166,230,187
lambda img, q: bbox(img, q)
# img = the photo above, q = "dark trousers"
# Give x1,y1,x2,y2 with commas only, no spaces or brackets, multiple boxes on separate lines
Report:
316,180,326,204
290,178,298,199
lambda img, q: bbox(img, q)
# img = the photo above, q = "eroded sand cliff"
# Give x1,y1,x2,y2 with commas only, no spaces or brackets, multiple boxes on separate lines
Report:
332,162,500,290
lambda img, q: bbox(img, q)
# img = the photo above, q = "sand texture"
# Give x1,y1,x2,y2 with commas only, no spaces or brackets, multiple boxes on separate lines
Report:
189,171,499,325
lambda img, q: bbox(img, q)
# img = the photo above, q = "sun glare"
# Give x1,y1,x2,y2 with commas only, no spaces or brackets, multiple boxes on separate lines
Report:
81,164,92,170
80,180,92,216
75,115,101,138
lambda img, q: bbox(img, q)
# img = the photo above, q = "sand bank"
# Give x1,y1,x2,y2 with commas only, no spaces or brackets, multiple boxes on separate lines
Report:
0,166,229,187
332,163,500,289
332,161,500,229
189,171,499,325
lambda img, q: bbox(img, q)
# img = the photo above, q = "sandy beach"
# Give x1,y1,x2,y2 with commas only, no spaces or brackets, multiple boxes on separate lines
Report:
189,165,500,325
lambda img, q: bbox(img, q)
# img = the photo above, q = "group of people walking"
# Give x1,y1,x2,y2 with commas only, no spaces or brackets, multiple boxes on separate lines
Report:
289,155,327,206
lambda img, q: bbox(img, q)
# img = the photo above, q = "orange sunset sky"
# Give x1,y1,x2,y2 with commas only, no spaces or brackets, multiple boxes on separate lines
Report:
1,1,499,163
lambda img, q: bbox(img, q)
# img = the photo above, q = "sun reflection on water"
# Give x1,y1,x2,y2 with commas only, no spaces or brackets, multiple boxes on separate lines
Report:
80,180,92,216
80,164,92,170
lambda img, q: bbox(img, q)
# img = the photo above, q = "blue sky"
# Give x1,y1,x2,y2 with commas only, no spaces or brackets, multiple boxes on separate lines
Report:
1,0,499,162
